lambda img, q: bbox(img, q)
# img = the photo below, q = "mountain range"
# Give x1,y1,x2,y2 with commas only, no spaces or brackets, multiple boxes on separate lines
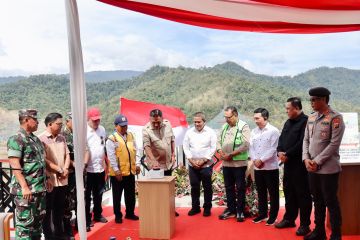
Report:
0,62,359,135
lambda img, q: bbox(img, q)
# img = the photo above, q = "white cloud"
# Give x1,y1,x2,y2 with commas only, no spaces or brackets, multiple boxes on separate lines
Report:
0,0,359,77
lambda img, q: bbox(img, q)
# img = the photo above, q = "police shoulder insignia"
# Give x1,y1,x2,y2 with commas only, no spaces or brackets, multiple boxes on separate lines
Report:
332,118,341,129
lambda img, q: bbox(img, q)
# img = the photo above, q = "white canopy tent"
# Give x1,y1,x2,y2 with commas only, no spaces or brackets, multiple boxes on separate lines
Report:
63,0,360,239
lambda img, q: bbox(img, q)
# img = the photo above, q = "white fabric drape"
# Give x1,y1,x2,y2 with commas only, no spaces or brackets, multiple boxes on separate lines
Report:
64,0,87,239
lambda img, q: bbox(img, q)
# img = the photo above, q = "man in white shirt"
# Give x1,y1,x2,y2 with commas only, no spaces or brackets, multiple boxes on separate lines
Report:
250,108,280,226
84,107,108,231
183,112,217,217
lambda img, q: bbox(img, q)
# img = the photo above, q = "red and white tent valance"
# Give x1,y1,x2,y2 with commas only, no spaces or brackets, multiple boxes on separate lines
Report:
98,0,360,33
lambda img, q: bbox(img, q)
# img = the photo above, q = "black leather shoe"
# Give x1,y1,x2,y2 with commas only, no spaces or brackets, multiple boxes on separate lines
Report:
236,213,245,222
252,215,268,223
115,217,123,223
296,225,311,236
125,214,139,220
219,209,236,220
94,215,108,223
188,208,201,216
275,219,296,229
86,226,91,232
266,217,277,226
304,228,326,240
175,211,180,217
203,208,211,217
329,235,342,240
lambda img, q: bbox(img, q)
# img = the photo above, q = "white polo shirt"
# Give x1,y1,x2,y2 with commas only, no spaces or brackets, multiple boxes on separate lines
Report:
86,125,106,173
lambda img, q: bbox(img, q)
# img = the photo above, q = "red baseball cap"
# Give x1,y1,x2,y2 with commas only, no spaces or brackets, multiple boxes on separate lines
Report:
87,107,101,120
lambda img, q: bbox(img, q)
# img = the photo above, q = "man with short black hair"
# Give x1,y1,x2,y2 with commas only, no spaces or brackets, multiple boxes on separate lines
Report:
142,109,179,216
217,106,250,222
142,109,176,174
183,112,217,217
275,98,312,236
62,112,76,239
303,87,345,240
39,112,70,239
250,108,280,226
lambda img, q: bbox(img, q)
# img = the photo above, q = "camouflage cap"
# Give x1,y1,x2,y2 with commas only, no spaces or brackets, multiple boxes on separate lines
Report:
18,109,38,119
66,112,72,120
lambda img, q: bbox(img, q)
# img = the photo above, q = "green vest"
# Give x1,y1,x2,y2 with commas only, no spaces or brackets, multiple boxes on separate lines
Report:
220,120,249,161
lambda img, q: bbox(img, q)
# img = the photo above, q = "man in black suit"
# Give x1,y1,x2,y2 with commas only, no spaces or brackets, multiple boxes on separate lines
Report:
275,97,312,236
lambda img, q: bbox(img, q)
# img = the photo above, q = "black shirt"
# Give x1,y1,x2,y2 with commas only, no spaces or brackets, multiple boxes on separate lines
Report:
277,112,308,170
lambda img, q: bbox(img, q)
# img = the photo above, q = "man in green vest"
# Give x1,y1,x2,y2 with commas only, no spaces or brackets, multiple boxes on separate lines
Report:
106,114,140,224
217,106,250,222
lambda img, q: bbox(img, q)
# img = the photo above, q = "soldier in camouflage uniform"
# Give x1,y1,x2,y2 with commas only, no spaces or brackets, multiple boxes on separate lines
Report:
62,112,76,239
7,109,49,240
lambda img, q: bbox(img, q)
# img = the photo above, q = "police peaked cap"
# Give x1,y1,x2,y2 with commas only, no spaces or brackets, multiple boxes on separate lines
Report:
308,87,331,97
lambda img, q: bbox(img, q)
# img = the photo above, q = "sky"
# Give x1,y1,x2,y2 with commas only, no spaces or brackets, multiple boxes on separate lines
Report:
0,0,359,77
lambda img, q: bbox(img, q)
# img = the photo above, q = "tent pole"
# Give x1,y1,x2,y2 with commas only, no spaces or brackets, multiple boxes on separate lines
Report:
64,0,87,239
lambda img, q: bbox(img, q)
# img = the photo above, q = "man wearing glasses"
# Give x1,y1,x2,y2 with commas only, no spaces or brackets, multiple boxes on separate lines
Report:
39,112,70,239
217,106,251,222
84,107,108,231
7,109,49,240
303,87,345,240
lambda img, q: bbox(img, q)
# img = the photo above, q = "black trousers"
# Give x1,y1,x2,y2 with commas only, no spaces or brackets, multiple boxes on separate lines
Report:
110,174,136,218
223,166,247,214
255,169,279,220
85,171,105,223
309,172,342,236
43,186,67,237
283,168,312,226
189,166,213,210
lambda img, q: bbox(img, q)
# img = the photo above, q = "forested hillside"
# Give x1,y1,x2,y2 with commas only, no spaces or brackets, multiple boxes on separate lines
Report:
1,62,359,132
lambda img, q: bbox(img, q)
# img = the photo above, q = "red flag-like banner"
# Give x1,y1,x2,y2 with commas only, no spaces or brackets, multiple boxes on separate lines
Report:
120,97,188,146
120,97,188,127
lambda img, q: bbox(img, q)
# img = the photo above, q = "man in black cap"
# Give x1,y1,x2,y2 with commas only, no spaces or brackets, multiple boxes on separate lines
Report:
303,87,345,240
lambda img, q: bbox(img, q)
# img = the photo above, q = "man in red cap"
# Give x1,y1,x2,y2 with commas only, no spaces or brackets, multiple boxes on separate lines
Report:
84,107,108,231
